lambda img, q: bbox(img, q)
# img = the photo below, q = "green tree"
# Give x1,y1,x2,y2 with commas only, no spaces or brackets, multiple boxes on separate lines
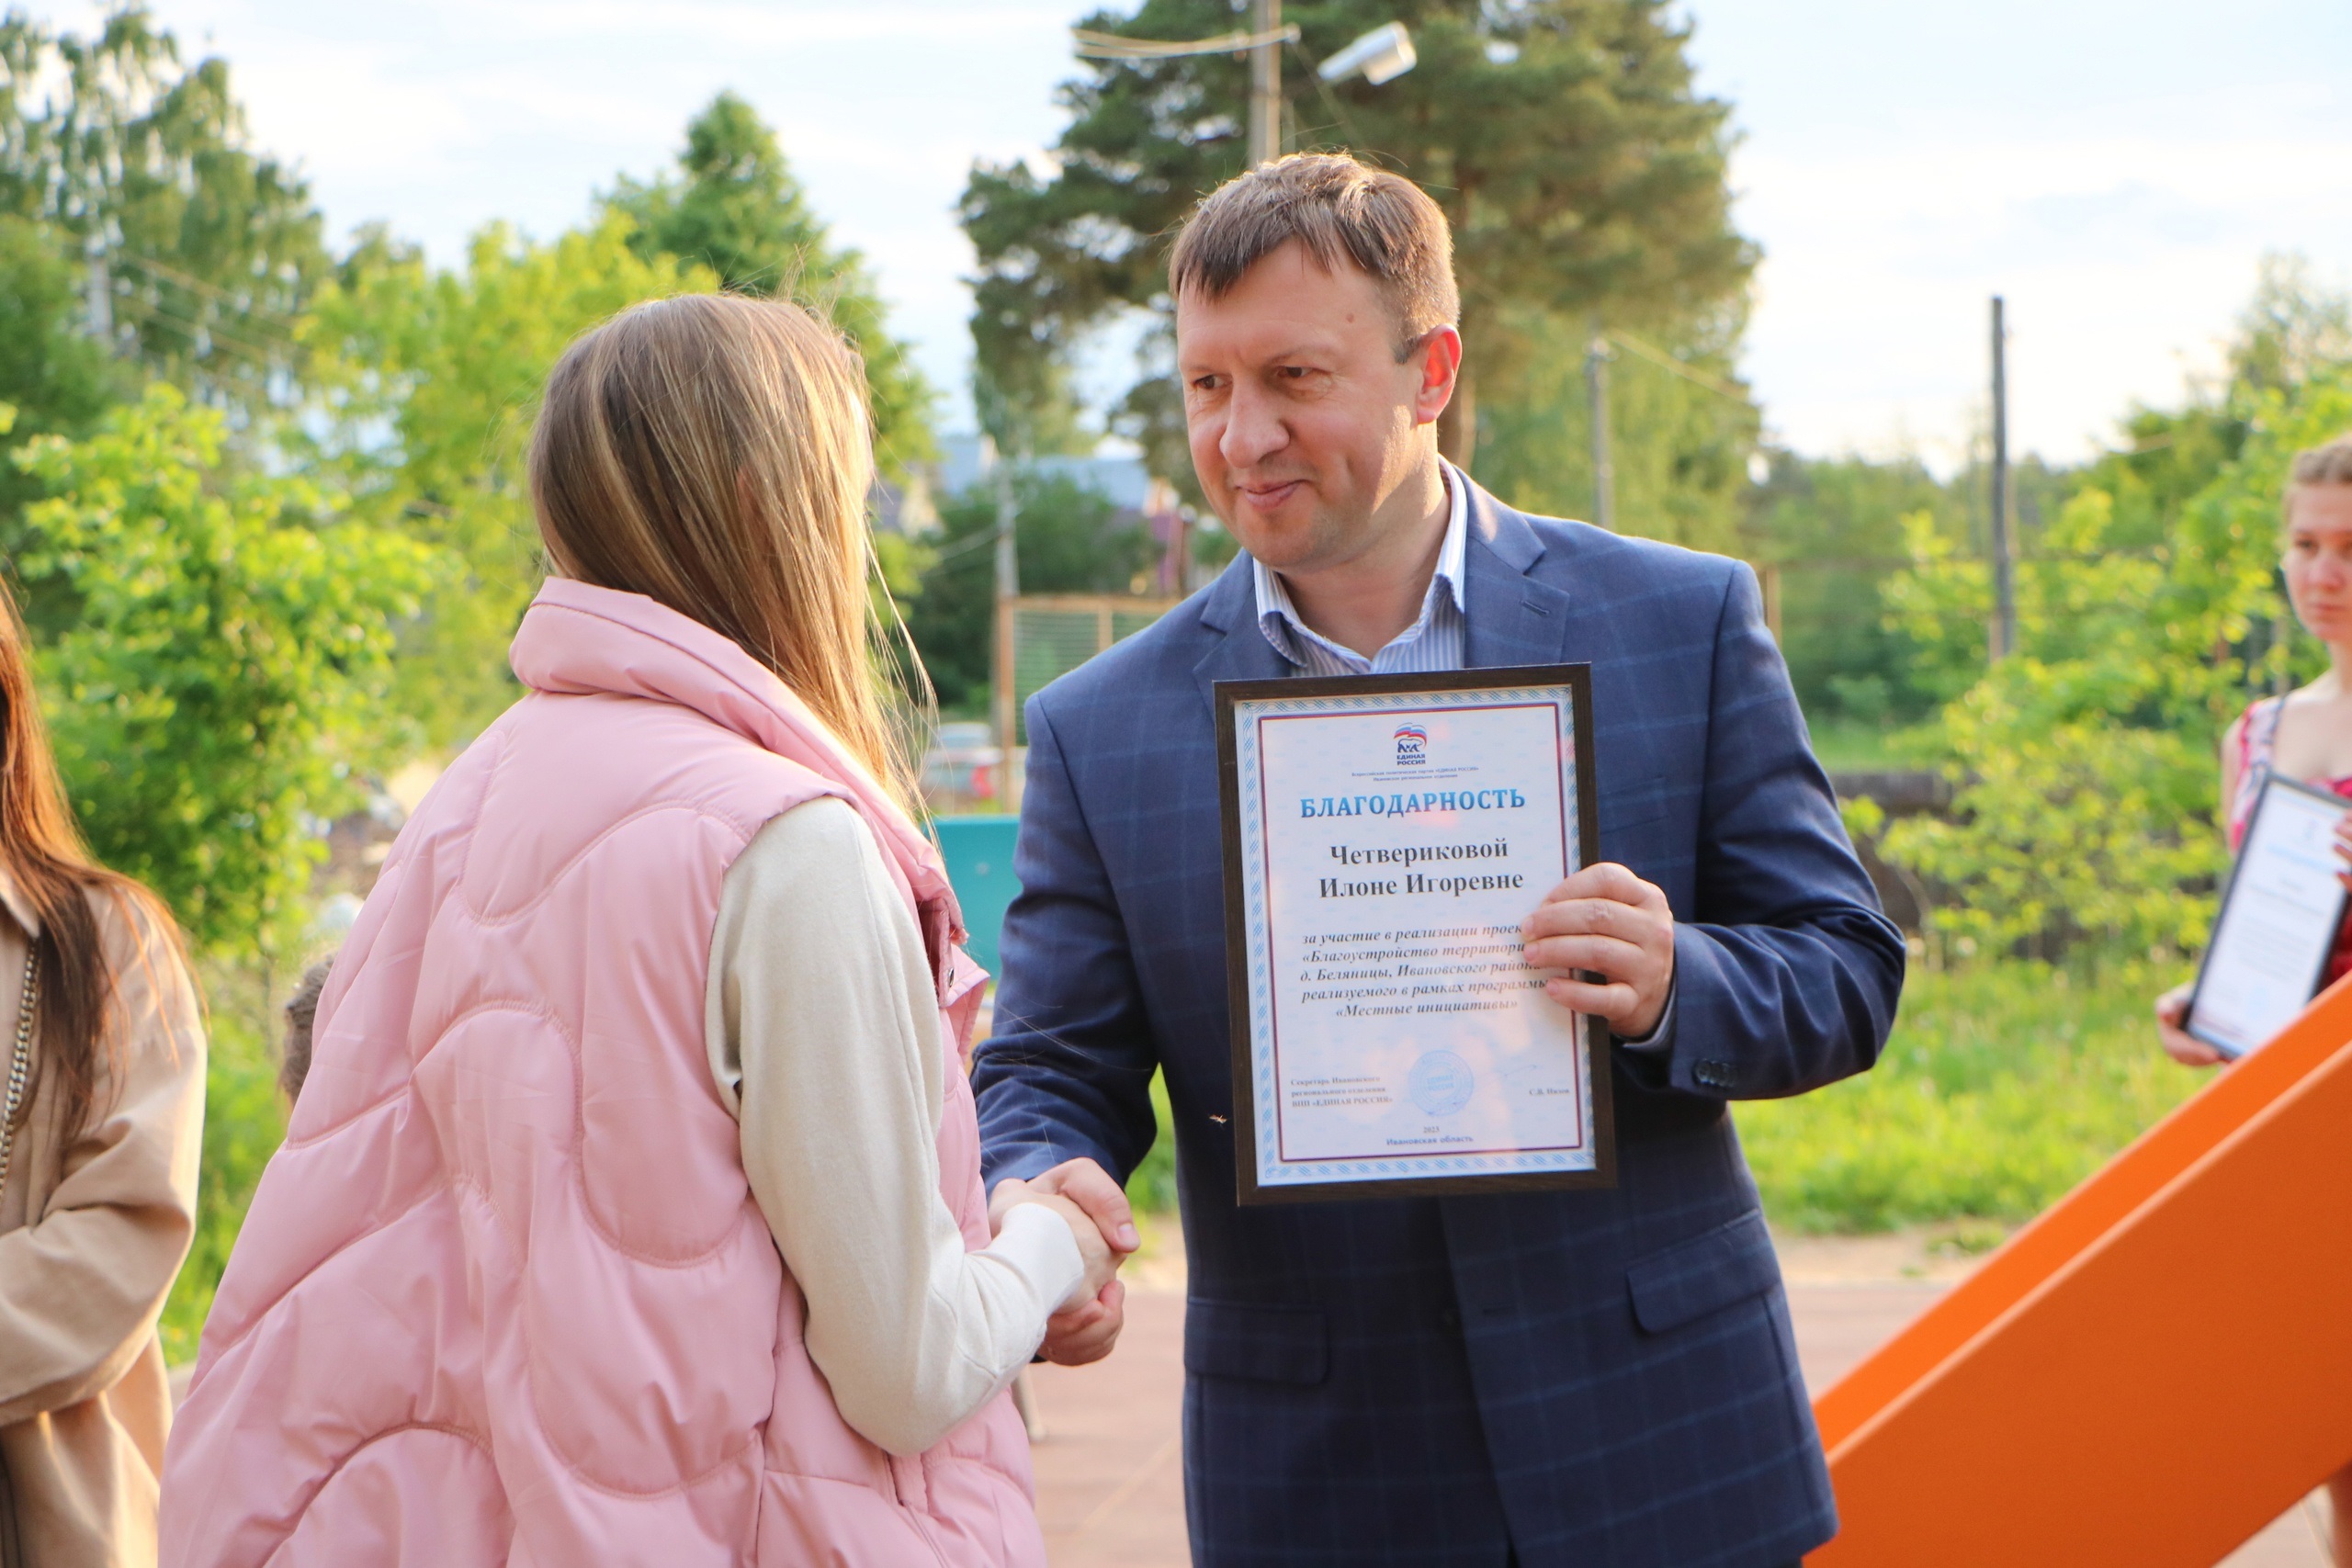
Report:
0,6,326,405
302,218,713,750
15,383,441,959
1878,305,2352,964
1745,453,1964,727
904,473,1156,714
607,93,932,478
0,215,123,624
1477,307,1758,553
960,0,1753,470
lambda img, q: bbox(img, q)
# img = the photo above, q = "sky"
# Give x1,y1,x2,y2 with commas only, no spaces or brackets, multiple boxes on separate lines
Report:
33,0,2352,471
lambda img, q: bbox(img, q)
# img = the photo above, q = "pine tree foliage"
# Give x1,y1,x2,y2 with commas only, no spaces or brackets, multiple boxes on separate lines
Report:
959,0,1753,471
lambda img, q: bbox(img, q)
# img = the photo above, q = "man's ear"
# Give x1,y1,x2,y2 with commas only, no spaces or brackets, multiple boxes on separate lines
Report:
1411,326,1464,426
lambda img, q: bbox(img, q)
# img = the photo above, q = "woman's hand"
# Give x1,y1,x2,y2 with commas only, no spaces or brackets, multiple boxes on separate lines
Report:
1025,1190,1120,1303
2155,982,2225,1067
990,1159,1136,1364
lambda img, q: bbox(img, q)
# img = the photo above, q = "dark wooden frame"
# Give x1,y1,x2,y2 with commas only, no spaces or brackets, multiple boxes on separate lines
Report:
1215,664,1616,1205
2185,769,2352,1059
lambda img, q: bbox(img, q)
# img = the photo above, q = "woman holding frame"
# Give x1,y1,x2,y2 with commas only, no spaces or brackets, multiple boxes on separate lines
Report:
2156,431,2352,1566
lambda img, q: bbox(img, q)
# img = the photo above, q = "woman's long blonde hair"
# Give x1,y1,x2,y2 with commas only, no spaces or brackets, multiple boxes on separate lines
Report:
528,293,925,813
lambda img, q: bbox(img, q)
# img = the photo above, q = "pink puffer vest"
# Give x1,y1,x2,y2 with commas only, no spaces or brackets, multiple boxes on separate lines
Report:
159,579,1043,1566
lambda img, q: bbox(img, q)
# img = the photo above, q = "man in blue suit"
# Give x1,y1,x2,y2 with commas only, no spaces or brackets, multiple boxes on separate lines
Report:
973,152,1903,1568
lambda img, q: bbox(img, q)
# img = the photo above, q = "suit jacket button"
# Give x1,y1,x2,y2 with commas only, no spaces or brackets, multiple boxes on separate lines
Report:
1439,1305,1462,1331
1697,1059,1734,1088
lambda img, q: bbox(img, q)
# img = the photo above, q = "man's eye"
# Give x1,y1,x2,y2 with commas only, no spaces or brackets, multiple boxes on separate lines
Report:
1277,366,1310,380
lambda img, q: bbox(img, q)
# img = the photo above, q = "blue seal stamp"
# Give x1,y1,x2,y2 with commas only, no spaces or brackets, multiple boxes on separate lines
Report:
1408,1050,1476,1116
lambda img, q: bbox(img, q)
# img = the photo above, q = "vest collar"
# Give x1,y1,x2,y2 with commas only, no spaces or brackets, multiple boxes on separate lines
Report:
509,577,962,943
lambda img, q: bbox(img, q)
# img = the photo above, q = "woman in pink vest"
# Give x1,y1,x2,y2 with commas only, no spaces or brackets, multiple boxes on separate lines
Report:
159,294,1128,1566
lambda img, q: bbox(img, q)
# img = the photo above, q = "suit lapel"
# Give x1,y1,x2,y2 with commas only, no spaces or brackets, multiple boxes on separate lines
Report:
1192,555,1290,716
1462,481,1574,671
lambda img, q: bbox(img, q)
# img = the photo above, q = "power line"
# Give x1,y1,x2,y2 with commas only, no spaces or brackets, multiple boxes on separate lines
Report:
111,250,305,329
1604,328,1747,402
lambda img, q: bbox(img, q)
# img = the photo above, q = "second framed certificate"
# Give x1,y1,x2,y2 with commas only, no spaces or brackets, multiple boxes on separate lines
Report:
1216,665,1615,1204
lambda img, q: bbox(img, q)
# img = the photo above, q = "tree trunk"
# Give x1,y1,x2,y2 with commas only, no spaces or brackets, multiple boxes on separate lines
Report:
1438,363,1477,472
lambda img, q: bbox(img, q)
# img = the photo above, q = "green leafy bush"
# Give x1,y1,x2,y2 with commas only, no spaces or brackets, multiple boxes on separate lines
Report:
17,384,441,959
1881,364,2352,964
158,969,284,1361
1124,1069,1181,1215
1739,961,2200,1233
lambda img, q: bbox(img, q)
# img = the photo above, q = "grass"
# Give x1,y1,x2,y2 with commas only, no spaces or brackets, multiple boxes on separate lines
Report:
1739,959,2207,1233
1805,717,1926,773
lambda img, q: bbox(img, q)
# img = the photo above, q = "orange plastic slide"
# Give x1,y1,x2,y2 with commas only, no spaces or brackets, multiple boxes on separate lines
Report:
1809,976,2352,1566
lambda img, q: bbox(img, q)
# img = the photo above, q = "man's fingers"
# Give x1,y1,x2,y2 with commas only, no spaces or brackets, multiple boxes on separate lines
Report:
1535,862,1666,913
1041,1279,1125,1366
1522,932,1652,980
1039,1158,1140,1253
1522,897,1647,943
1544,975,1640,1024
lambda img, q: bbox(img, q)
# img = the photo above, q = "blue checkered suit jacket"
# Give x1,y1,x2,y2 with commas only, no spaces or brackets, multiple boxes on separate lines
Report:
973,483,1904,1568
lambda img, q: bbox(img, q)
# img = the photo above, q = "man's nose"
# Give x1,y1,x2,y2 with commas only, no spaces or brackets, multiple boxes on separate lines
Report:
1219,383,1287,469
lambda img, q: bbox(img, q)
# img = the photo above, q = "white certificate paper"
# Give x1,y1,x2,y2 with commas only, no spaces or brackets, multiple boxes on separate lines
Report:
1216,669,1612,1202
2188,772,2352,1059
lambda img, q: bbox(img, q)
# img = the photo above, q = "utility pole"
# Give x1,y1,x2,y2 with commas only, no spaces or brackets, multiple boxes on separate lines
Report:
991,440,1020,604
1989,295,2016,661
1585,318,1614,532
1249,0,1281,165
989,438,1023,808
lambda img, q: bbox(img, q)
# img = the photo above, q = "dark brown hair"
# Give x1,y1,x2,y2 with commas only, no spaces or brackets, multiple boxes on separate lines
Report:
0,581,175,1138
1169,152,1459,359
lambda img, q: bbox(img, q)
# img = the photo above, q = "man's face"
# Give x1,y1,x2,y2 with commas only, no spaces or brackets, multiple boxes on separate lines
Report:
1176,241,1455,575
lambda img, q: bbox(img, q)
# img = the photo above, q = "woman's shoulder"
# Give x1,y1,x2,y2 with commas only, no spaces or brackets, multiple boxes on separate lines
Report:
2228,693,2291,749
81,877,181,962
80,878,199,1025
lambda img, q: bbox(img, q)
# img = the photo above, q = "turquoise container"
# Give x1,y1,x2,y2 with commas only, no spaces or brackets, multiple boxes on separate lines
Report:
935,815,1022,978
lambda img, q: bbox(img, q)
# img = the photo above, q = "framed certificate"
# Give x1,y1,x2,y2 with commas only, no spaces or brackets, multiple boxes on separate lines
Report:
1215,665,1615,1204
2186,771,2352,1059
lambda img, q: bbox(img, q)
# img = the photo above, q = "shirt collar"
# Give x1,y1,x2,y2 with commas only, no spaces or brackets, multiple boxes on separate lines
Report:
1252,460,1469,653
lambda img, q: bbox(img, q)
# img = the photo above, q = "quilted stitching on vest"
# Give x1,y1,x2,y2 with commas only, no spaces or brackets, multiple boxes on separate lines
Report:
159,581,1041,1567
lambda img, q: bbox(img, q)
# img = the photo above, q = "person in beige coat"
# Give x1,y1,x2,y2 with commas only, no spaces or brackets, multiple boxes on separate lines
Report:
0,584,205,1568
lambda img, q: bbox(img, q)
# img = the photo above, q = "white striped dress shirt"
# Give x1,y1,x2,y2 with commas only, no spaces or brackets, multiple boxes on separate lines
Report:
1252,462,1468,675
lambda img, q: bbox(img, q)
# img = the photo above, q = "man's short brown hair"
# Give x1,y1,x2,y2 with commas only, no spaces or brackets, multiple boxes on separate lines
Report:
1169,152,1458,360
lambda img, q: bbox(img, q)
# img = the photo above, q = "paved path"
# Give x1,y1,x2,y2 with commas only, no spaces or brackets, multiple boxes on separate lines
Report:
1027,1247,2333,1568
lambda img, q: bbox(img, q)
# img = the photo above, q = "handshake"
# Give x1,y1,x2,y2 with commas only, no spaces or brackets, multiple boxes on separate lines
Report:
989,1158,1140,1365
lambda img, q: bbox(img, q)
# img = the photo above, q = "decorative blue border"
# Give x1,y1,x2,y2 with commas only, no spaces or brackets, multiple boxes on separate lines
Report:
1231,686,1590,1189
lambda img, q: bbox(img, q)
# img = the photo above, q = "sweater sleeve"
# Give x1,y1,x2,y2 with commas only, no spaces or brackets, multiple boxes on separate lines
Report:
0,894,205,1423
705,798,1083,1457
